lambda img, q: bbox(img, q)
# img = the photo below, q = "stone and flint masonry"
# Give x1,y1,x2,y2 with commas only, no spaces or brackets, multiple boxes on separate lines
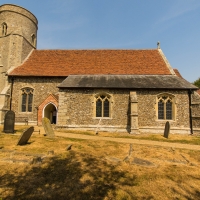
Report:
0,4,200,134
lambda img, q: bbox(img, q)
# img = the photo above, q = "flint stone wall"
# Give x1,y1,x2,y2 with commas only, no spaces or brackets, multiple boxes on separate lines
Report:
58,89,191,133
137,90,190,127
58,89,130,131
10,77,64,123
10,78,196,133
192,91,200,129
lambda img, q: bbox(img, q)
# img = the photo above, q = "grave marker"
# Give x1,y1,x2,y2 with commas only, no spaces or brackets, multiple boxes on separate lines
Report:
17,126,34,145
3,110,15,133
42,117,55,137
164,121,170,139
132,157,155,167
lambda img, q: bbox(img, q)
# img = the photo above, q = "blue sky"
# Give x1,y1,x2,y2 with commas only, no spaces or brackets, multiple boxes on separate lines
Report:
1,0,200,82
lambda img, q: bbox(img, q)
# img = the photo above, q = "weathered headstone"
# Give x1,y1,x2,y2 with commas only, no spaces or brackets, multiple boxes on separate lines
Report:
17,126,34,145
31,156,42,164
132,157,155,167
3,110,15,133
42,117,55,137
95,118,102,135
106,157,122,163
164,121,170,138
129,144,133,156
66,144,72,151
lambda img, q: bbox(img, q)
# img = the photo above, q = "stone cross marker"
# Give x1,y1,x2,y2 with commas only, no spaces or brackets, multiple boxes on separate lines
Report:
42,117,55,137
3,110,15,133
164,121,170,139
17,126,34,145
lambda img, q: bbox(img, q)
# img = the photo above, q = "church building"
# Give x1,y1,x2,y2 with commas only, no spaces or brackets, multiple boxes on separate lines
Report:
0,4,199,134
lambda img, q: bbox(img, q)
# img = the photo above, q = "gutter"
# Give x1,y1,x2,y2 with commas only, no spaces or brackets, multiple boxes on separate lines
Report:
10,77,14,110
188,89,193,134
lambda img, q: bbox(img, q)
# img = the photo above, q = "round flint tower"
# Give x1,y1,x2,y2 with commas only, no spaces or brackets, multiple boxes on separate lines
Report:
0,4,38,47
0,4,38,90
0,4,38,123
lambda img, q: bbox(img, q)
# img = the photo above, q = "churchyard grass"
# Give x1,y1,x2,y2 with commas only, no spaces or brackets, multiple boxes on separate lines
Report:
56,128,200,145
0,125,200,199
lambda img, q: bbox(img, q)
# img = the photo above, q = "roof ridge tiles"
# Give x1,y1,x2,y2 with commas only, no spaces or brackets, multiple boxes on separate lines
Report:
34,48,158,51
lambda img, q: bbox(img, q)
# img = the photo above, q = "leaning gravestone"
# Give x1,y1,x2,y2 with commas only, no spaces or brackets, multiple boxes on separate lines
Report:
164,121,170,139
17,126,34,145
42,117,55,137
3,110,15,133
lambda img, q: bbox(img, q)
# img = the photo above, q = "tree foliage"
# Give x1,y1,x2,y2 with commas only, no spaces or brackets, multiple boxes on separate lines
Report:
193,77,200,88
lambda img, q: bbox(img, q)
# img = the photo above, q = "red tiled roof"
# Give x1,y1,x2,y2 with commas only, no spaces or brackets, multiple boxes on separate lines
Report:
173,69,183,78
197,89,200,95
9,49,172,76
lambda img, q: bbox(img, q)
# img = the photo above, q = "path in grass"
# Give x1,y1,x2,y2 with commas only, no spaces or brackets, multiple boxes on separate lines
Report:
38,126,200,151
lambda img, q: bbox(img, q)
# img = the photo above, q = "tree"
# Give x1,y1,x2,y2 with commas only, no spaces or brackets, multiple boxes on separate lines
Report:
193,77,200,88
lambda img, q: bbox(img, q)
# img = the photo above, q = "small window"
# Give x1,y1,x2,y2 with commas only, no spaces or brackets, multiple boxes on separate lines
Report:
95,94,111,118
1,22,7,36
21,88,34,112
157,95,174,120
31,34,36,47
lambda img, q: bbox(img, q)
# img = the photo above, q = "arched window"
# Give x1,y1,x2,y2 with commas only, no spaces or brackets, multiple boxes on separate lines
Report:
21,88,34,112
31,34,36,47
157,94,174,120
1,22,7,36
95,94,111,118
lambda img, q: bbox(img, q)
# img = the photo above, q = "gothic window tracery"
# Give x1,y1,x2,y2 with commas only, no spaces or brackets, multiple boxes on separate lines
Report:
21,88,34,112
157,95,174,120
95,94,111,118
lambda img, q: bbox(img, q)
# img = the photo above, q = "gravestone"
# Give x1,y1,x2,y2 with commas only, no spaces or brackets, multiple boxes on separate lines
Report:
3,110,15,133
17,126,34,145
164,121,170,139
42,117,55,137
132,157,155,167
66,144,72,151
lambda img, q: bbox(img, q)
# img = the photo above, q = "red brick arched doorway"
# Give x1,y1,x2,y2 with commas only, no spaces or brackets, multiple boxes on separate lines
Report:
43,103,57,124
37,94,58,125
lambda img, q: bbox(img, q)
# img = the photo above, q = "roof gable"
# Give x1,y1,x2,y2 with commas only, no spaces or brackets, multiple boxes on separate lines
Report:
9,49,172,76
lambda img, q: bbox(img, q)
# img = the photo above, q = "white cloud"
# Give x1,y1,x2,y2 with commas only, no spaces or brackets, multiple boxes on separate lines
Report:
39,17,88,32
157,1,200,24
48,0,82,15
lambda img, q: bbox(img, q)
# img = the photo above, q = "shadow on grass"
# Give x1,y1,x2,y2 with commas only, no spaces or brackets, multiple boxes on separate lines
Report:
172,186,200,200
1,150,200,199
0,151,140,200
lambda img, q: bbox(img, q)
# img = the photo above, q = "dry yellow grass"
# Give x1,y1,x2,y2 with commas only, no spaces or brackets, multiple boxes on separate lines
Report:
56,128,200,145
0,125,200,199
